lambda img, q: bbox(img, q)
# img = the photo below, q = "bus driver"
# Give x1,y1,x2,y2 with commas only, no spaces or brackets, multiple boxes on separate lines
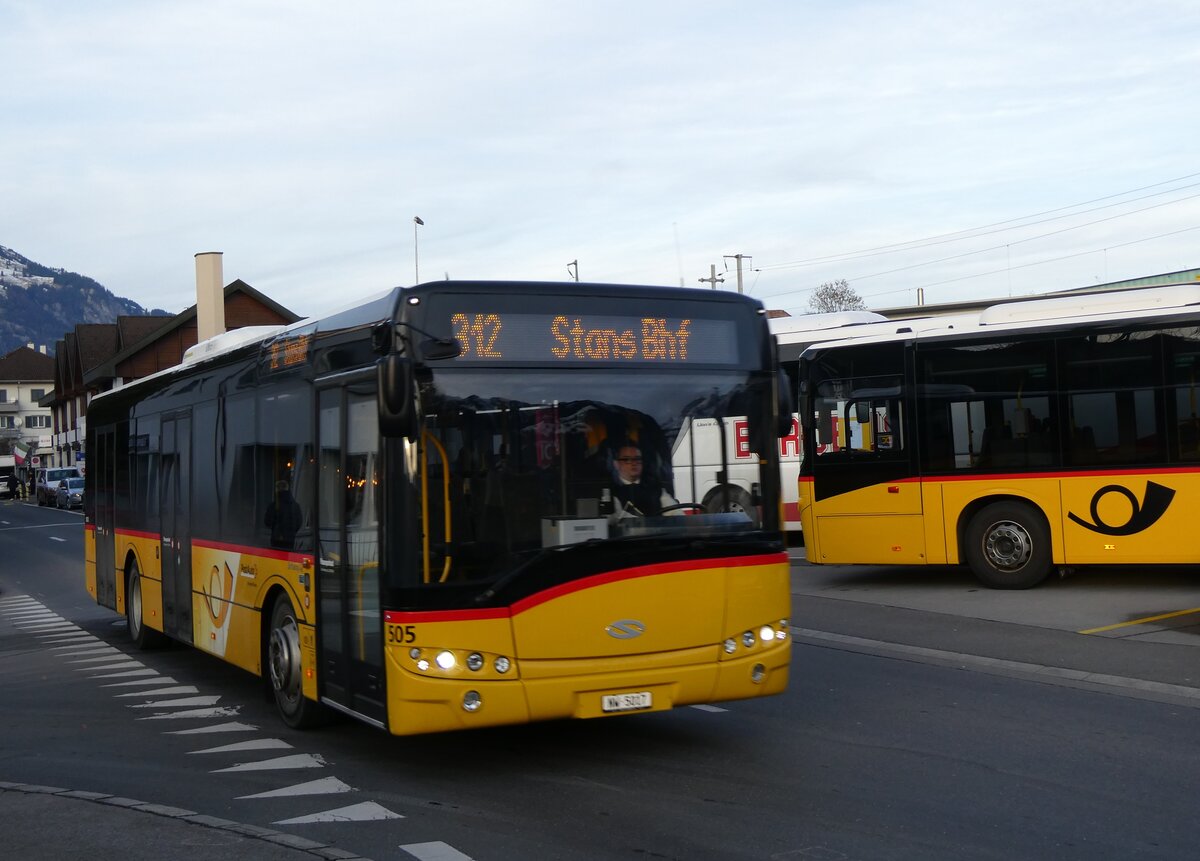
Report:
611,441,679,517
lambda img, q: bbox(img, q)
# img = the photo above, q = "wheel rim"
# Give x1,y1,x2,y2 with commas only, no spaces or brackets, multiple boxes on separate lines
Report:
983,520,1033,571
128,573,143,638
269,610,302,706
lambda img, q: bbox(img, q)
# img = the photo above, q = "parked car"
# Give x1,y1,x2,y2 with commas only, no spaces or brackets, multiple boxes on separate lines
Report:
54,476,85,510
36,466,83,506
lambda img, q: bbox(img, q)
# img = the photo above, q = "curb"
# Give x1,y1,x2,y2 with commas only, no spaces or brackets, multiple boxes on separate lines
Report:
0,782,374,860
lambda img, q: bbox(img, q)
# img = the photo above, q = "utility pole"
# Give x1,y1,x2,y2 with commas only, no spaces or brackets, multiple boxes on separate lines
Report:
698,264,724,290
723,253,751,294
567,260,578,282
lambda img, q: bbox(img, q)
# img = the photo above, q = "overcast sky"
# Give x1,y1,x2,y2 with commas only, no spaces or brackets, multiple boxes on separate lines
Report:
3,0,1199,319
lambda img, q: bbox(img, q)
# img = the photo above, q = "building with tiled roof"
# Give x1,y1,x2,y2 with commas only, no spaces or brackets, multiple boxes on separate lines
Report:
0,346,55,473
42,278,300,472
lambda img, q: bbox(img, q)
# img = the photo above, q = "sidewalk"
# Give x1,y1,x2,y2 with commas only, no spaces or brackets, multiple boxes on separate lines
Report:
0,784,372,861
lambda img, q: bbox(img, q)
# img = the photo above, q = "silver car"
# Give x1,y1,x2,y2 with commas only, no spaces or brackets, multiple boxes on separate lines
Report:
55,476,85,510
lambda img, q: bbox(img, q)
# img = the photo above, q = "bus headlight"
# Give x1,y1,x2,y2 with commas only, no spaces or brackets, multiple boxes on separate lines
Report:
466,653,484,671
462,690,482,712
742,630,756,648
435,650,456,670
723,638,737,654
759,625,775,644
494,656,511,674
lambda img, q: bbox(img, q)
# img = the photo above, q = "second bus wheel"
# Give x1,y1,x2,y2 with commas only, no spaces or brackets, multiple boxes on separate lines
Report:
704,485,760,527
964,501,1053,589
126,559,168,649
267,594,326,729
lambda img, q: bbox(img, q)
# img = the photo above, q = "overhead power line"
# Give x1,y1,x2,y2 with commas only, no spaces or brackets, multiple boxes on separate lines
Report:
758,172,1200,272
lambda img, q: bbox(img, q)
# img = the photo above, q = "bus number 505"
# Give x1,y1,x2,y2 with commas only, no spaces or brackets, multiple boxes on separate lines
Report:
387,625,417,645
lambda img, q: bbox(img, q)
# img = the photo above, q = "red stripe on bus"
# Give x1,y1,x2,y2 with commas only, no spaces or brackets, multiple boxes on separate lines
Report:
191,537,311,564
116,527,160,541
384,552,788,623
932,465,1200,482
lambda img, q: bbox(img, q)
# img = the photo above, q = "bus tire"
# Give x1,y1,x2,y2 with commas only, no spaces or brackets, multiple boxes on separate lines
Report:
704,485,760,527
267,594,326,729
127,559,167,649
964,501,1052,589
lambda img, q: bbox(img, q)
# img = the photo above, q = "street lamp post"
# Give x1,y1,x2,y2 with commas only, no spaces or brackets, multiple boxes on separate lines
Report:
413,216,424,283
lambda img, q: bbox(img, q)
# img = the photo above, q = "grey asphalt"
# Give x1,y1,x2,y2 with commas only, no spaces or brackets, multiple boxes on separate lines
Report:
0,784,373,861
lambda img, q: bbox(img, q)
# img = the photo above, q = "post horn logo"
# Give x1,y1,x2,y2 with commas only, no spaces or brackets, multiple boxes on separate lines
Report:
1067,481,1175,536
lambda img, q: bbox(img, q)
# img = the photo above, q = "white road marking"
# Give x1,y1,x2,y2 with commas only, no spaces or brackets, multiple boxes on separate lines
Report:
90,667,159,679
273,801,402,824
137,706,242,720
76,661,141,672
71,654,135,664
165,721,258,734
49,536,66,542
690,704,728,713
54,645,115,655
116,686,200,698
211,753,326,773
101,677,179,688
399,841,476,860
237,777,355,799
129,695,223,709
40,633,95,643
188,738,292,755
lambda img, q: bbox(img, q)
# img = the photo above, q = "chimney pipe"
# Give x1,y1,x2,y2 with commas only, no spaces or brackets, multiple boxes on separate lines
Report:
195,252,226,342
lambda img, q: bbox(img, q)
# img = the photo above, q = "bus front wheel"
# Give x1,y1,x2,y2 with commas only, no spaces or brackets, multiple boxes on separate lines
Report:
267,595,325,729
964,502,1052,589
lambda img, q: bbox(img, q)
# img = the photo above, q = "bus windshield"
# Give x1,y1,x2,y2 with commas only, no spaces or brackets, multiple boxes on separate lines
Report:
413,367,774,587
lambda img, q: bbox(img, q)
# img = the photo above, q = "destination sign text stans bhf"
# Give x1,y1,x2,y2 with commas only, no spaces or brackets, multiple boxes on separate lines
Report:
448,312,739,364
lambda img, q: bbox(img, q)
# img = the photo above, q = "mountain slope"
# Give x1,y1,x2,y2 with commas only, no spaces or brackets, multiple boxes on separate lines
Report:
0,245,169,355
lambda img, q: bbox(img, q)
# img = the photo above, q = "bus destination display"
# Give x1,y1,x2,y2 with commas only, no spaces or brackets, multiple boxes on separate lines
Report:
448,312,739,364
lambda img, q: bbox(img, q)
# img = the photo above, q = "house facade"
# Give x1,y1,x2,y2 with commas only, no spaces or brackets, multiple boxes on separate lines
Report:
0,345,55,478
43,279,300,472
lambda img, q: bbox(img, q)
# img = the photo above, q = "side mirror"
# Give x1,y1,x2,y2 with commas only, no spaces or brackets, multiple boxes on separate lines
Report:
378,355,418,439
797,380,813,430
776,368,796,438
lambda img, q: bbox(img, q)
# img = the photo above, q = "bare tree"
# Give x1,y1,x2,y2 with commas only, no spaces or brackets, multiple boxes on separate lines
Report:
807,279,866,313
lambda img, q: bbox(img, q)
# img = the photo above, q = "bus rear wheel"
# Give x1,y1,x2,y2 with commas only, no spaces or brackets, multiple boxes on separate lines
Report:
964,501,1052,589
127,560,167,649
267,595,326,729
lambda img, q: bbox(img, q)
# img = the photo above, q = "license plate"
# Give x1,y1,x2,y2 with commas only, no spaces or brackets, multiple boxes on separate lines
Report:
602,691,652,712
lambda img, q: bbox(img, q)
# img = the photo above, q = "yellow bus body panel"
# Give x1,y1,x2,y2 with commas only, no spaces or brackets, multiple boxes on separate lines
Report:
191,541,314,676
807,470,1199,569
84,526,96,601
1058,472,1196,564
383,555,791,736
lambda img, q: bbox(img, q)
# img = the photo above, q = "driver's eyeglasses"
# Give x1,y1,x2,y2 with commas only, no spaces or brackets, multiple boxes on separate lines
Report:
616,457,643,463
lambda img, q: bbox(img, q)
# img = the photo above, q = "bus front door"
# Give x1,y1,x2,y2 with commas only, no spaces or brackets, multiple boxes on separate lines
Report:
810,395,926,564
316,382,386,724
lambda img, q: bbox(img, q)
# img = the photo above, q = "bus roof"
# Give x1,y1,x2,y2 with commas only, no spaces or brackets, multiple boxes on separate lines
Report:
800,283,1200,359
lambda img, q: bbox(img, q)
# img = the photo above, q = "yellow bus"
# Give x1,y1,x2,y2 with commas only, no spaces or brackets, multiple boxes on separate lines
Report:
796,283,1200,589
85,281,792,734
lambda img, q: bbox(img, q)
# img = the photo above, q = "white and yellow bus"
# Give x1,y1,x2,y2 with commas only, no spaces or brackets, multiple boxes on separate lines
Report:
796,284,1200,588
